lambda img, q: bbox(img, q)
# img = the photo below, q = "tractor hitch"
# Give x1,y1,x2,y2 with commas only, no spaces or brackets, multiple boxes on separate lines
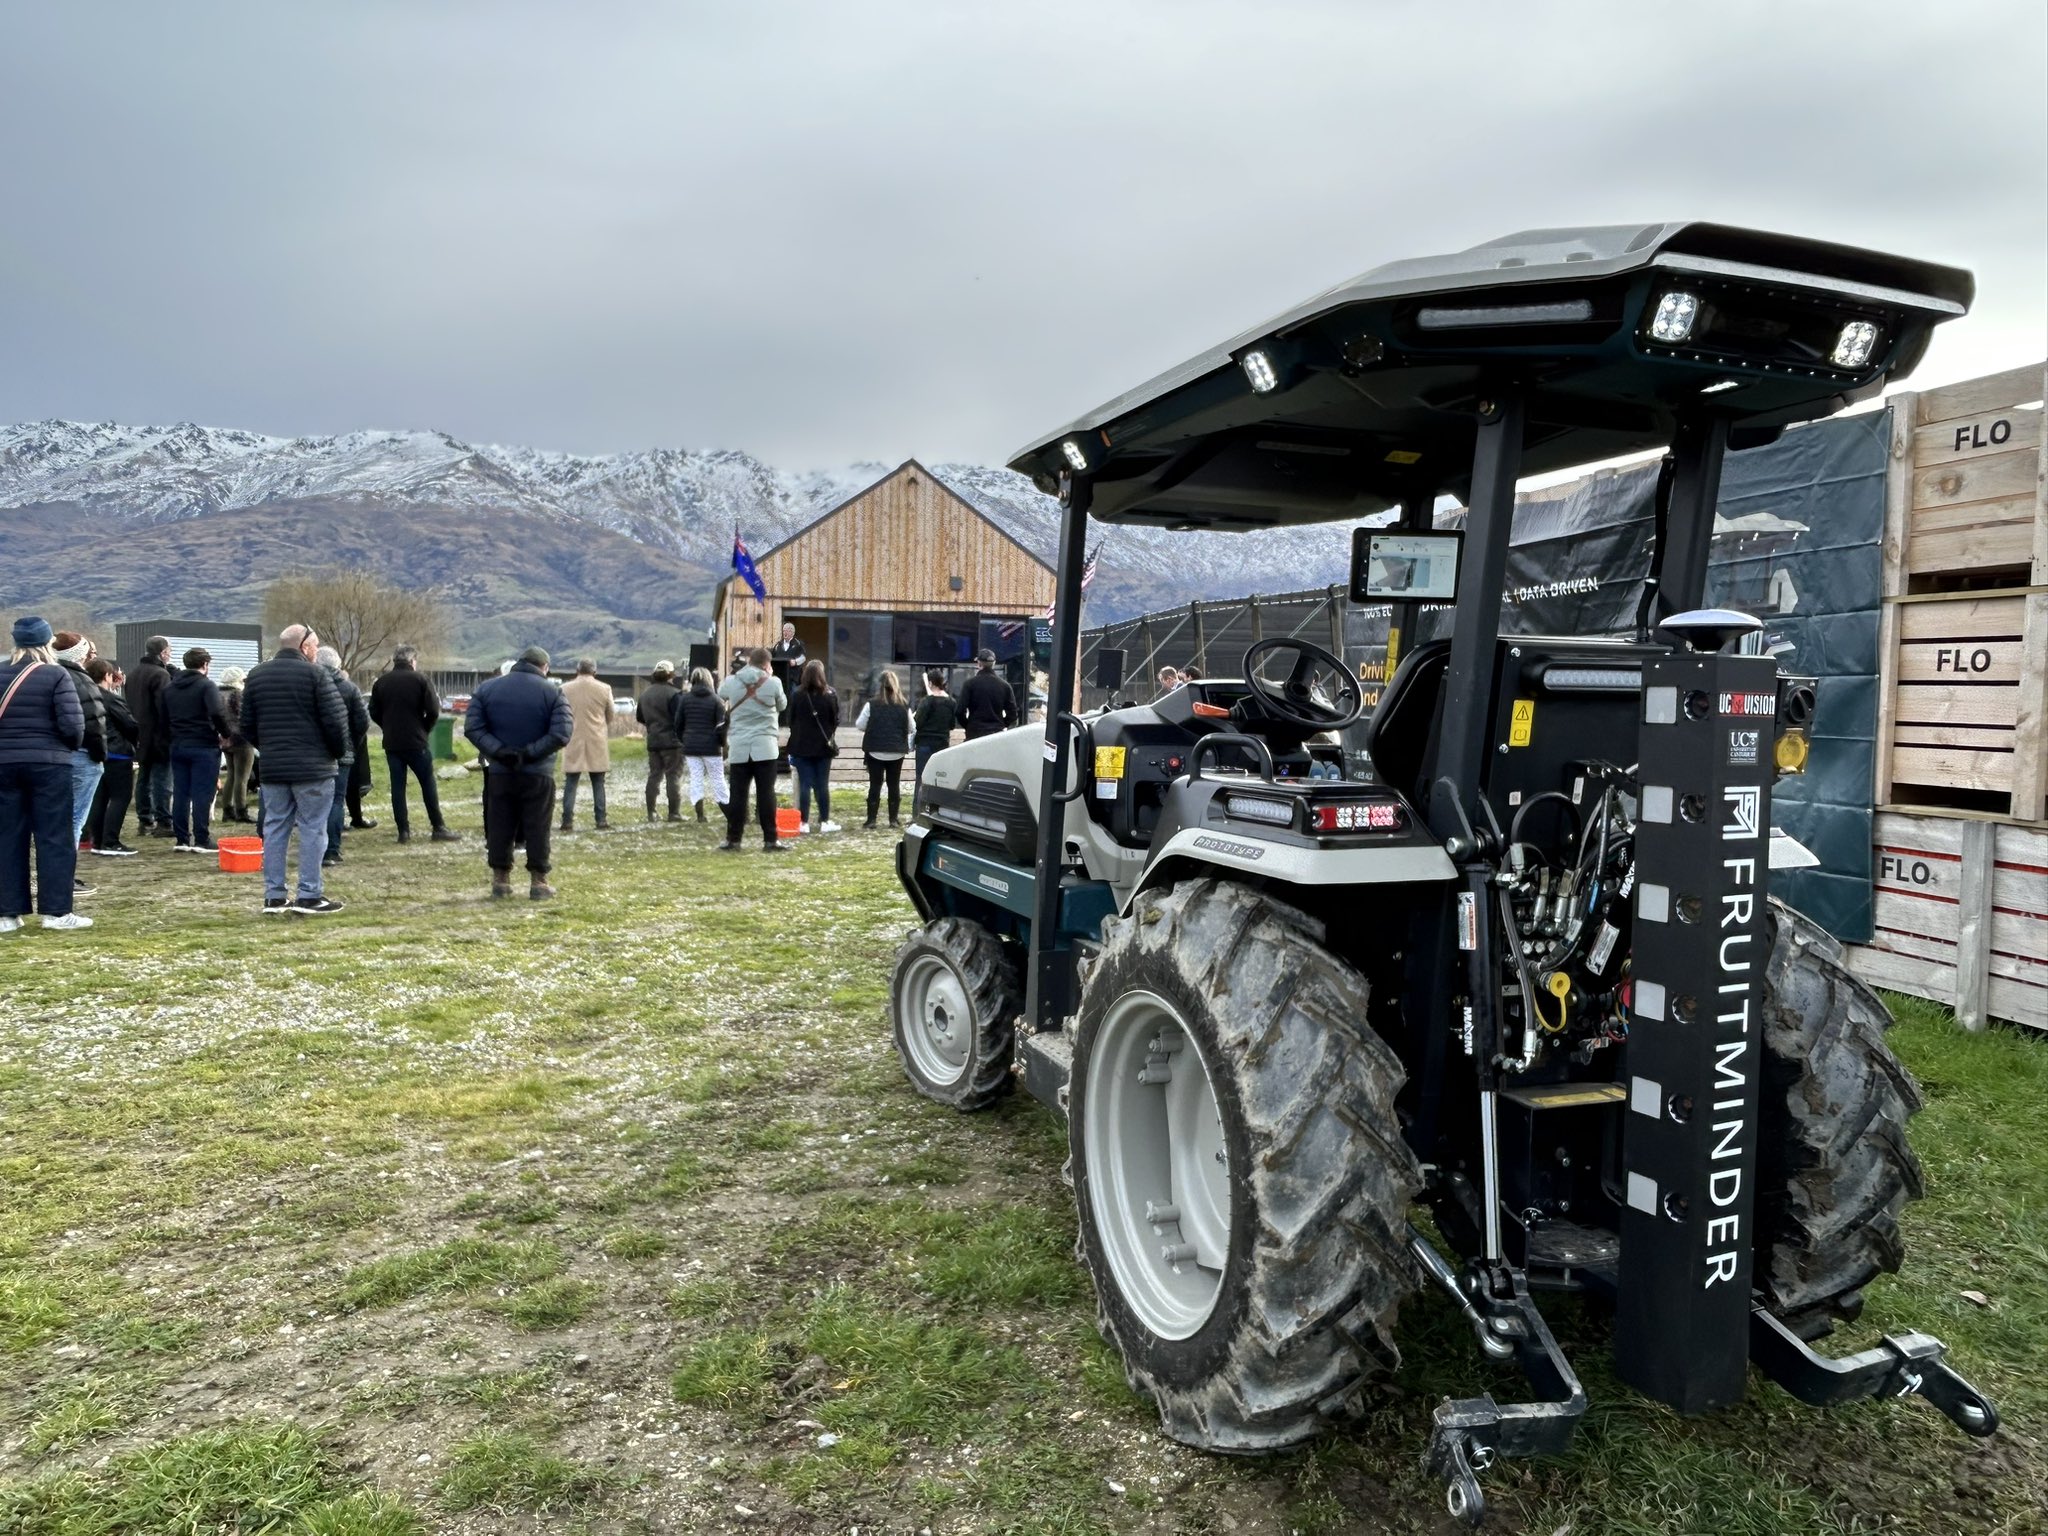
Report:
1749,1307,2000,1438
1419,1252,1587,1526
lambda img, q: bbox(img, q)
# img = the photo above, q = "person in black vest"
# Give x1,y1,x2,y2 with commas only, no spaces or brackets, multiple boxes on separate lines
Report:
912,667,957,787
125,636,173,835
464,644,574,900
233,623,350,914
855,669,911,829
959,649,1018,740
636,661,684,822
370,645,457,844
161,646,233,853
672,666,727,822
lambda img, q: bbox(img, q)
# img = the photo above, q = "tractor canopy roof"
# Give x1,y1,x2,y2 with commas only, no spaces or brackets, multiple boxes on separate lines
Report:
1008,222,1971,528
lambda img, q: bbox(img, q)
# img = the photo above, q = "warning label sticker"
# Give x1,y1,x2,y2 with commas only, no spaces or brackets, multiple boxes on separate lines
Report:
1508,698,1535,747
1094,745,1127,779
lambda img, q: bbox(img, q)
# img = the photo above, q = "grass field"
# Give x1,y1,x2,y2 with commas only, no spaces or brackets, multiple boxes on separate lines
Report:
2,740,2042,1535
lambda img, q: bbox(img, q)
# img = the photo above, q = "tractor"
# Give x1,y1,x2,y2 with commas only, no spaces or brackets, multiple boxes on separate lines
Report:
885,223,1998,1521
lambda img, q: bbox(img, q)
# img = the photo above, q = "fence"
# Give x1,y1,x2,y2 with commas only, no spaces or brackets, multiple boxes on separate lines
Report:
1078,586,1349,711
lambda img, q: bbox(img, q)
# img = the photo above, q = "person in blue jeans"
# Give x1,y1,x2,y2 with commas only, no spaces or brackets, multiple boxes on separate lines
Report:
51,632,105,850
160,645,233,852
0,617,91,932
315,647,371,867
786,660,842,833
240,625,349,915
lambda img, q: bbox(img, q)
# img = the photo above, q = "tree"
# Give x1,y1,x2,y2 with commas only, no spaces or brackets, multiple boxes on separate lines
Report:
261,569,449,679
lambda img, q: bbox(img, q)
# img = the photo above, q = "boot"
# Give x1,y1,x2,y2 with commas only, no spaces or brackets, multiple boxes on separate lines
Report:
490,868,514,899
694,800,706,823
530,874,556,901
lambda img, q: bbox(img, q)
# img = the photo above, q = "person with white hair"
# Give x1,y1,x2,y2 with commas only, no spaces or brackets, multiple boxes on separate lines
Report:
239,625,349,914
314,646,370,868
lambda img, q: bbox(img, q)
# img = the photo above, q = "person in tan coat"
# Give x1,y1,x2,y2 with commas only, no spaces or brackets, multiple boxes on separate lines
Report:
559,658,615,830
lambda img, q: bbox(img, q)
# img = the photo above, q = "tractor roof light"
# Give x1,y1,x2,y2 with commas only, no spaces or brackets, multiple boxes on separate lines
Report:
1647,290,1700,344
1240,349,1280,394
1831,319,1881,369
1061,438,1090,472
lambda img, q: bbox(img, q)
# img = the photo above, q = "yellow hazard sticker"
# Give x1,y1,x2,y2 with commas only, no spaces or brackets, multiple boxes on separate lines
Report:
1384,449,1423,464
1508,698,1535,747
1094,745,1127,779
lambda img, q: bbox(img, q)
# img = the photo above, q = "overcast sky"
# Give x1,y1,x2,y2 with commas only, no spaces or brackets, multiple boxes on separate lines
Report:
2,1,2041,470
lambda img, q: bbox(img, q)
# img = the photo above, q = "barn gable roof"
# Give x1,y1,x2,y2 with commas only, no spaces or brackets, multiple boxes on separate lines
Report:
753,459,1055,574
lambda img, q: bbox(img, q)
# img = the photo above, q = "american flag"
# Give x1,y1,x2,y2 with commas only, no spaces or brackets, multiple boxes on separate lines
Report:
1041,545,1099,621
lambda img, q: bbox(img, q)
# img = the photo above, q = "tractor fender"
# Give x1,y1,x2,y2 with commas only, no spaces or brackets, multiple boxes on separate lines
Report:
1123,826,1456,914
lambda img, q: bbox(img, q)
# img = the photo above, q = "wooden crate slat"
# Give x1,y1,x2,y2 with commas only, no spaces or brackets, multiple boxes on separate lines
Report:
1904,518,2035,574
1866,922,1959,965
1896,593,2028,640
1874,888,1959,942
1912,404,2041,468
1849,942,1956,1006
1875,809,1964,854
1894,638,2029,684
1916,363,2047,426
1892,684,2020,727
1992,821,2048,867
1894,722,2017,750
1911,444,2038,512
1986,975,2048,1030
1891,745,2013,793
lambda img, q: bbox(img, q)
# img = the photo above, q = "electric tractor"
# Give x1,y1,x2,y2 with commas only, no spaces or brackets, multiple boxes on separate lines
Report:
886,224,1999,1520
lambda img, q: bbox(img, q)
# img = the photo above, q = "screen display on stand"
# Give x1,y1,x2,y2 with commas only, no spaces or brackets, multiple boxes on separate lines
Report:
1349,530,1464,604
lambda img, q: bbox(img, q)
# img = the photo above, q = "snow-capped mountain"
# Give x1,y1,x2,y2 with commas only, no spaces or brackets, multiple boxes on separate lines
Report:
0,420,1350,622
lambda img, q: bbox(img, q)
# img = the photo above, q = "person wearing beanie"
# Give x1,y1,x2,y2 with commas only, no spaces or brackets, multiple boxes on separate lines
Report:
51,632,107,869
215,666,255,825
369,644,456,844
635,661,684,822
124,636,174,835
1,617,92,931
464,644,573,899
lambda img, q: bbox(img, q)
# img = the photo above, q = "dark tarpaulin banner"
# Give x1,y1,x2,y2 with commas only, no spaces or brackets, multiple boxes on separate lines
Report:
1344,408,1888,942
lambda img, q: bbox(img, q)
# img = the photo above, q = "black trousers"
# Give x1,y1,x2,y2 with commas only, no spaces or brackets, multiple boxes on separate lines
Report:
0,761,77,917
90,757,133,847
725,758,779,845
646,747,683,816
484,771,556,874
865,755,903,825
386,747,446,835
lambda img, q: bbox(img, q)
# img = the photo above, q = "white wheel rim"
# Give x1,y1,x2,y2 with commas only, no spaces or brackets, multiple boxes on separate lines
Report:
898,952,972,1086
1083,989,1230,1340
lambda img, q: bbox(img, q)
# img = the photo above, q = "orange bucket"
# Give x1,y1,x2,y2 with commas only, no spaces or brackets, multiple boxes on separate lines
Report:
774,807,805,838
218,835,263,873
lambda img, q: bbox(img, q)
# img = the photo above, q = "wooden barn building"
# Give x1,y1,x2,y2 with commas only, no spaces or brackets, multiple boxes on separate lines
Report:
715,460,1054,699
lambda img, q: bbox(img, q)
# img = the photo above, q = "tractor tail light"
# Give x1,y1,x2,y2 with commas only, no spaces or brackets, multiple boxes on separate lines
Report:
1309,799,1407,834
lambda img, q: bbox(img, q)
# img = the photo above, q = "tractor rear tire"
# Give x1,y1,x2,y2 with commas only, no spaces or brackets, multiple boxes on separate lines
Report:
1068,878,1422,1452
889,917,1019,1111
1753,898,1926,1338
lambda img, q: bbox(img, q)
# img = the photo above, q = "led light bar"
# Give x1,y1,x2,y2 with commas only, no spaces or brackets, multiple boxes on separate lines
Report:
1224,795,1293,827
1416,299,1594,330
1647,290,1700,343
1061,439,1089,472
1309,800,1405,833
1240,349,1279,393
1541,666,1643,692
1830,319,1880,368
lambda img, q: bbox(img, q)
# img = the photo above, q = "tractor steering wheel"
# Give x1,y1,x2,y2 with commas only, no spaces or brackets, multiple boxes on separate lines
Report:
1241,637,1365,731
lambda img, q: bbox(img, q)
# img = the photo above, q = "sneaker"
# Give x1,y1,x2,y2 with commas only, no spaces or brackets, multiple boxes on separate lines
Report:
431,827,461,842
92,842,139,857
763,841,787,853
73,879,96,898
321,853,341,868
716,841,740,852
192,840,217,854
820,820,843,834
261,897,292,915
42,912,94,931
292,895,344,916
0,916,20,935
350,817,378,830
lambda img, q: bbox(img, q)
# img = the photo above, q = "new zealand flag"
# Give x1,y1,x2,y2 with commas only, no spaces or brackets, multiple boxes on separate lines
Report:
731,532,767,602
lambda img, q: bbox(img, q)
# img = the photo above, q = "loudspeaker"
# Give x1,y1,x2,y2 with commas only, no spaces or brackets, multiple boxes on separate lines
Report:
1096,648,1126,690
687,643,717,676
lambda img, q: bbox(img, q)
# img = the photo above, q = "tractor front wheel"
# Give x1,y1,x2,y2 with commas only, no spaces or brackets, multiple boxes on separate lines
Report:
1068,879,1421,1451
889,917,1019,1111
1754,899,1926,1337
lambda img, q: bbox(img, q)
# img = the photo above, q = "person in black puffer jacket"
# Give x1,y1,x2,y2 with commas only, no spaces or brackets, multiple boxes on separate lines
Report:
636,662,684,822
51,632,106,849
125,637,173,834
854,669,911,829
239,625,350,914
160,646,234,851
85,659,140,856
369,645,453,843
1,617,89,929
671,667,727,823
786,660,841,833
464,645,574,899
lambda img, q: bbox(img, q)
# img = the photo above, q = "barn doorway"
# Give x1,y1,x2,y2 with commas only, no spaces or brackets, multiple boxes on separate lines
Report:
785,613,830,676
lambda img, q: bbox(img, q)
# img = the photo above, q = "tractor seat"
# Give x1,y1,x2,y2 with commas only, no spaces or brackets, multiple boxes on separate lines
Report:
1362,639,1451,803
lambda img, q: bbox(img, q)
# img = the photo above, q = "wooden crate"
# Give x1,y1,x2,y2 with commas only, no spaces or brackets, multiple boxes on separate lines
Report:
1873,362,2048,823
1848,810,2048,1032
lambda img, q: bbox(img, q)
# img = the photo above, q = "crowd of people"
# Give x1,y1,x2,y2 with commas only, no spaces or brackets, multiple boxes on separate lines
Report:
2,613,1027,929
